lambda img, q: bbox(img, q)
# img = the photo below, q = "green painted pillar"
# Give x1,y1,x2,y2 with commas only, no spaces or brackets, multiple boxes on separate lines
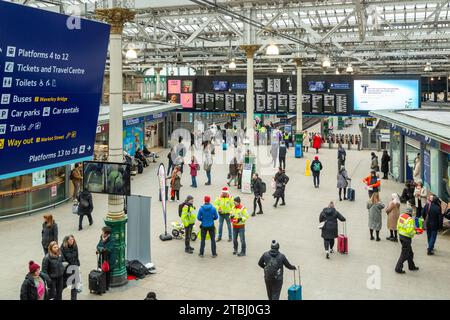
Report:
105,216,128,287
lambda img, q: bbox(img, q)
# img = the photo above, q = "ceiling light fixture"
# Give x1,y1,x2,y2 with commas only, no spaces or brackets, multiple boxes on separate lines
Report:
424,62,432,72
335,68,340,75
322,56,331,68
346,63,353,73
276,65,283,73
220,66,226,73
266,43,280,56
228,58,236,70
125,44,138,60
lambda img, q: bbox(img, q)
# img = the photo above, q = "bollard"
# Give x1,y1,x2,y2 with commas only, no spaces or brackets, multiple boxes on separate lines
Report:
305,159,311,176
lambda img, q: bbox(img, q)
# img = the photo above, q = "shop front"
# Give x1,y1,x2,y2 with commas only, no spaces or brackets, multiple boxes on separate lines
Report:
145,113,166,150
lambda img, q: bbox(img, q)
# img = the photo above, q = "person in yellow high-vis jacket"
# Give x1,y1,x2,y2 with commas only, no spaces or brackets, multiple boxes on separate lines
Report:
181,195,196,254
230,197,249,257
395,207,419,274
214,187,234,242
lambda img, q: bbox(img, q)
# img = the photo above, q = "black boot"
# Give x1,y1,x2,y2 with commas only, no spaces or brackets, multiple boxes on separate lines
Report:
370,229,374,240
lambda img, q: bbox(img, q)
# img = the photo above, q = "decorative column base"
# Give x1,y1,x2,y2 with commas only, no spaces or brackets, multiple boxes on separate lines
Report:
105,216,128,288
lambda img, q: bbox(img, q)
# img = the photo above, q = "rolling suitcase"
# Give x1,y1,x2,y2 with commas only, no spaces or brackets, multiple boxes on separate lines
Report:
222,143,227,151
288,266,302,300
89,269,106,294
347,181,355,201
337,222,348,254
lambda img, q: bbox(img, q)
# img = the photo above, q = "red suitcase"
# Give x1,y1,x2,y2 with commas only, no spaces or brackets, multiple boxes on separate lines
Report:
337,222,348,254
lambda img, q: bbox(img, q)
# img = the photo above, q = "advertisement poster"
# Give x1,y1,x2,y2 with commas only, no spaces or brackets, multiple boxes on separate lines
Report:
32,170,46,187
180,93,193,108
123,120,144,156
0,1,110,180
423,149,431,189
181,80,193,93
353,79,419,111
51,185,57,197
168,80,181,94
241,163,253,194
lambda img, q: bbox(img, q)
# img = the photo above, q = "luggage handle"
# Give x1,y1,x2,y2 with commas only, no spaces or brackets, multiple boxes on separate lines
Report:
293,266,301,286
341,221,347,236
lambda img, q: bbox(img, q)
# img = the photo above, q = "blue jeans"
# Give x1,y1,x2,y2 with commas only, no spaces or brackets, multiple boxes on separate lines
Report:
233,227,246,254
218,214,232,240
199,226,216,256
191,176,197,187
206,170,211,184
427,229,438,251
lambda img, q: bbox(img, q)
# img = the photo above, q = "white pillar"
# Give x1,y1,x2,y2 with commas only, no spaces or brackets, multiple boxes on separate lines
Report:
294,58,303,133
155,67,162,99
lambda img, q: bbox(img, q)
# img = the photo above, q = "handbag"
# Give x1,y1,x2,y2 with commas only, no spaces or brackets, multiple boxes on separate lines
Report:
318,221,326,229
101,260,110,272
72,203,79,215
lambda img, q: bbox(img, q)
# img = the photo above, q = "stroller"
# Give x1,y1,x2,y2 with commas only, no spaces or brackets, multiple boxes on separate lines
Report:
171,222,198,241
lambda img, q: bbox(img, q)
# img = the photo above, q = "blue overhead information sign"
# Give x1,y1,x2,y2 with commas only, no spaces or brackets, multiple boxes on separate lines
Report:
0,1,110,179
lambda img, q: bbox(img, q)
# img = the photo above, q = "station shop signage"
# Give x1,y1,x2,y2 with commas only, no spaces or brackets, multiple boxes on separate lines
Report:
0,2,110,179
391,124,439,148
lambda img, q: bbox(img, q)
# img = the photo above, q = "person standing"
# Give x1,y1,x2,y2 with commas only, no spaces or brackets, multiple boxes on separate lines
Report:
20,261,51,300
381,150,391,179
385,193,401,242
96,226,115,291
362,171,380,198
167,147,175,176
181,195,196,254
176,136,187,174
251,173,264,216
303,130,310,153
313,133,322,154
61,235,80,300
270,142,278,168
367,193,385,241
422,194,444,255
273,168,289,208
337,144,346,169
41,214,58,255
310,156,323,188
337,165,351,201
230,197,249,257
319,202,346,259
278,141,287,171
168,166,182,202
283,131,290,149
203,142,213,185
214,187,234,242
197,196,218,258
228,157,239,187
258,240,296,300
414,181,427,218
70,163,82,201
413,153,421,182
395,207,419,274
188,156,199,188
77,189,93,231
370,152,379,172
42,241,65,300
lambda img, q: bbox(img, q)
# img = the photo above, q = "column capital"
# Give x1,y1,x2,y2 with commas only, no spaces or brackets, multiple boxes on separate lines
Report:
154,67,163,74
293,58,304,67
240,45,261,58
95,8,135,34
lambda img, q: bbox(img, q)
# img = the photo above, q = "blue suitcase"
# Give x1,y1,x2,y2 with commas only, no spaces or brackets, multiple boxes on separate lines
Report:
222,143,227,151
288,266,302,300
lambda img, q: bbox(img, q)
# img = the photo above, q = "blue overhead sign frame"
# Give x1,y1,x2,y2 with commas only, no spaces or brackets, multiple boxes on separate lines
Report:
0,1,110,179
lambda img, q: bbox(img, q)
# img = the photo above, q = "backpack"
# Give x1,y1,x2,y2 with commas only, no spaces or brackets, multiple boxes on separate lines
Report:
179,203,187,217
260,181,267,194
313,162,321,172
126,260,149,279
264,255,282,280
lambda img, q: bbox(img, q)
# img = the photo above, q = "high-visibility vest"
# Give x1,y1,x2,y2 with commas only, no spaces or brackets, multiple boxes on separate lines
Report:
397,213,416,238
283,133,289,140
181,205,196,227
230,205,249,227
214,196,234,214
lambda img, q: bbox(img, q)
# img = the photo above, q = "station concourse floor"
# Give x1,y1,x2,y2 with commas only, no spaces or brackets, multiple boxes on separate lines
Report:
1,143,450,300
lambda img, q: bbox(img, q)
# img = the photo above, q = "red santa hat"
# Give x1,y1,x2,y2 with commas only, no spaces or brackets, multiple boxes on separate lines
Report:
221,186,230,194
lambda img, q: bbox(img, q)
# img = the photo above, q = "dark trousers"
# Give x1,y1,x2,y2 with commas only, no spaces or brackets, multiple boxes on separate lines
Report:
206,170,211,184
382,171,388,179
233,227,246,254
199,226,216,255
171,190,180,201
427,229,438,251
315,148,319,154
324,238,335,251
43,246,48,255
279,157,286,170
185,224,193,250
79,213,93,229
416,200,422,218
191,176,197,188
253,196,263,213
313,173,320,187
274,196,285,206
339,188,347,200
105,271,111,290
395,235,416,272
265,278,283,300
167,162,173,176
49,276,64,300
71,288,77,300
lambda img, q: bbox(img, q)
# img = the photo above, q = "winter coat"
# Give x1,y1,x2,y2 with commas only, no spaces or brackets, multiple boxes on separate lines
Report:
310,160,323,175
273,172,289,198
77,190,93,215
97,235,116,270
270,144,278,159
278,145,287,158
371,156,379,171
41,223,58,250
363,175,380,192
42,253,65,279
337,148,346,161
414,157,421,181
313,135,322,149
20,273,51,300
414,186,428,208
61,244,80,267
385,201,400,231
229,161,239,176
367,201,385,231
319,207,346,239
381,153,391,173
252,177,263,197
337,169,350,188
422,202,443,231
189,162,198,177
258,249,296,281
171,171,182,191
303,134,310,147
197,203,218,228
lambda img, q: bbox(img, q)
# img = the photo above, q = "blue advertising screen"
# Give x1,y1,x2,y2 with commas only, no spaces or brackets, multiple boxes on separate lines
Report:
213,81,229,91
0,1,110,179
308,81,326,92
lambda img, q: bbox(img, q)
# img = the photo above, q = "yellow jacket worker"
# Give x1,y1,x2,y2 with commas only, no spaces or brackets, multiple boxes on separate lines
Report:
230,197,249,257
214,187,234,242
395,207,419,274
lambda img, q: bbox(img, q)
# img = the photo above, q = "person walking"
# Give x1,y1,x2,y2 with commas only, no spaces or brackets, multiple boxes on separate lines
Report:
168,166,182,202
381,150,391,179
77,189,93,231
367,193,385,241
20,261,51,300
41,214,58,255
228,157,239,187
395,207,419,274
197,196,218,258
42,241,65,300
319,202,346,259
180,195,196,254
337,165,351,201
230,197,249,257
188,156,199,188
258,240,296,300
310,156,323,188
362,171,380,198
270,142,278,168
337,144,346,169
273,168,289,208
203,142,213,185
96,226,115,291
414,181,428,218
70,163,82,201
167,147,175,176
370,152,379,172
422,194,444,255
175,136,187,174
313,133,322,154
283,131,290,149
251,173,264,216
61,235,80,300
278,141,287,170
214,187,234,242
303,130,310,153
385,193,401,242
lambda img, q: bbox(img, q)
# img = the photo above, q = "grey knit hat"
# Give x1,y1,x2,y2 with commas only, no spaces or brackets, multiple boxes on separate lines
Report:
271,240,280,250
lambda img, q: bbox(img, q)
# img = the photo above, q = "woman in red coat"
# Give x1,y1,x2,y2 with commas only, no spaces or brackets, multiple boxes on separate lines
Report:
313,134,322,154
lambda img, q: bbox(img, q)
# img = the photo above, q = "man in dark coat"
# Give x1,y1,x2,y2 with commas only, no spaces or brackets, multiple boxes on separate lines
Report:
278,141,287,170
77,189,94,231
273,168,289,208
319,202,346,259
252,173,264,216
422,194,444,255
381,150,391,179
310,156,323,188
258,240,296,300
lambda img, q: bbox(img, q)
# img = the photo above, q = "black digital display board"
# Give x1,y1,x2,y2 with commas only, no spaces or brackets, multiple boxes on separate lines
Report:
311,94,323,113
235,94,245,112
278,94,288,113
205,93,215,111
215,93,225,111
254,79,266,93
195,93,205,110
255,94,266,112
323,94,335,114
288,94,297,113
336,94,348,113
267,94,277,113
302,94,311,113
225,93,235,112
